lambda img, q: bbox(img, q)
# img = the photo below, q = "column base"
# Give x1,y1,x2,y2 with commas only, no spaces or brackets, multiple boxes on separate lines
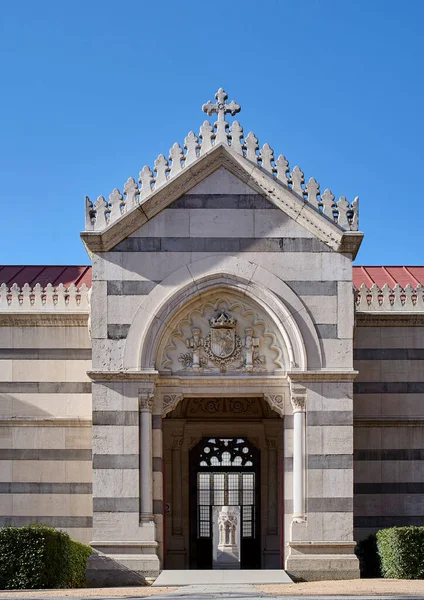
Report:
90,541,160,583
285,542,360,581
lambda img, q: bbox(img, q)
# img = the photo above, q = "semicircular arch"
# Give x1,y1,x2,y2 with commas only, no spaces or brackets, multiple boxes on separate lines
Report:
123,255,322,372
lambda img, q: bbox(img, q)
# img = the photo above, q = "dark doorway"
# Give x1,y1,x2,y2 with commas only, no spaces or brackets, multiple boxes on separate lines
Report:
189,437,261,569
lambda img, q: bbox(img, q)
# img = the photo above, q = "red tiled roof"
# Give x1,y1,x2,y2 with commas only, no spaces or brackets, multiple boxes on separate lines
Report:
352,266,424,289
0,265,423,291
0,266,92,288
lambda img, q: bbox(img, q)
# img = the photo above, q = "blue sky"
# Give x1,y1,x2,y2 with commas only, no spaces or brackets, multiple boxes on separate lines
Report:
1,0,423,266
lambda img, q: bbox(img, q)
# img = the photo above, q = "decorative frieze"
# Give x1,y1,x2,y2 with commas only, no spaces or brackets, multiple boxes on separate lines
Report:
0,282,89,313
356,283,424,312
85,88,359,233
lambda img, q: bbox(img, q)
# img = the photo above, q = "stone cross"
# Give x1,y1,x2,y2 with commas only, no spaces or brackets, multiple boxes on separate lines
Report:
202,88,241,144
186,327,203,369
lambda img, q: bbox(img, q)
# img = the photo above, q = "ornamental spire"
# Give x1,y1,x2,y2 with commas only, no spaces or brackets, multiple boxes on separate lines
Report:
202,88,241,144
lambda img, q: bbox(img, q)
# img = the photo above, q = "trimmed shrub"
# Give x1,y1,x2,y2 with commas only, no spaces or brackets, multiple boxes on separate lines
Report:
0,524,92,589
356,533,381,578
377,526,424,579
68,540,93,588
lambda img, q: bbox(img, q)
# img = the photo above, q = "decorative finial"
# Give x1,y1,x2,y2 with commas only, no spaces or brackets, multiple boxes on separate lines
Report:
202,88,241,144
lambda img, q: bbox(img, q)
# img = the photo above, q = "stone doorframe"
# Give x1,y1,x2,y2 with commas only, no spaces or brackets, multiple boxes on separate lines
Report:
136,373,306,569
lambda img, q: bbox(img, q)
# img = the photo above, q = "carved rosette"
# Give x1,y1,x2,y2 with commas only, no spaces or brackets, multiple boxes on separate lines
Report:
264,394,285,417
162,394,183,416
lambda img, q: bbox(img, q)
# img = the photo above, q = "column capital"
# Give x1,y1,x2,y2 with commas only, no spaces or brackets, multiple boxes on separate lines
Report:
139,385,155,412
290,383,307,413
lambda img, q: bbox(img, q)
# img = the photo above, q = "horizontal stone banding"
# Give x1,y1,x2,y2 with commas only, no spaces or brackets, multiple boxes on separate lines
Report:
107,281,158,295
285,454,353,471
0,348,91,360
92,454,139,469
285,498,353,512
307,411,353,426
355,516,424,528
0,516,92,527
354,348,424,360
355,482,424,494
113,237,329,253
170,194,273,210
0,449,91,460
0,382,91,393
315,324,338,339
354,449,424,461
0,482,92,494
93,411,138,426
93,498,138,512
354,382,424,394
107,324,130,340
286,281,337,296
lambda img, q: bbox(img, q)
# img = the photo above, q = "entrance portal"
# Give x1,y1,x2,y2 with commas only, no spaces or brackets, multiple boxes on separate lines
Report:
189,437,260,569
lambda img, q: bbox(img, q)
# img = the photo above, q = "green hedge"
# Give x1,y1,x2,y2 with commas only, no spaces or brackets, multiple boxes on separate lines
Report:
377,526,424,579
0,524,92,589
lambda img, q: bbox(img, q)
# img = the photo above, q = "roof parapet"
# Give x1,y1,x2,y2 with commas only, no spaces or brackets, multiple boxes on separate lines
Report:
84,88,359,234
0,282,90,313
356,283,424,313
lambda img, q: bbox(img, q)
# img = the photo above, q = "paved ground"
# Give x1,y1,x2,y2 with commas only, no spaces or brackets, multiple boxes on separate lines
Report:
3,580,424,600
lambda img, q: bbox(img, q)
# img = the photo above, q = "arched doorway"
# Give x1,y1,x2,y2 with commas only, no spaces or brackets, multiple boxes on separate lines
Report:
162,396,283,570
189,437,260,569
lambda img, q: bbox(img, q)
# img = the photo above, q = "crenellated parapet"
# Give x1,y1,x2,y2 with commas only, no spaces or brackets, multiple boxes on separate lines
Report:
84,88,359,233
356,283,424,312
0,282,90,312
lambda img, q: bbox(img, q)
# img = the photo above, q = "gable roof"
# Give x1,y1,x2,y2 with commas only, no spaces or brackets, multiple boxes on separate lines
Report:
81,88,362,257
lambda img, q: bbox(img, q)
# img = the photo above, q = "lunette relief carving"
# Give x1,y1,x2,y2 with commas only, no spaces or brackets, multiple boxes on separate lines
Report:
160,296,283,375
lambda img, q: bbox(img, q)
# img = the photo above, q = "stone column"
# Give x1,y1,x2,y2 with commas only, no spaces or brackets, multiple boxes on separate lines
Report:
266,438,278,535
290,384,306,523
139,387,155,521
172,436,183,535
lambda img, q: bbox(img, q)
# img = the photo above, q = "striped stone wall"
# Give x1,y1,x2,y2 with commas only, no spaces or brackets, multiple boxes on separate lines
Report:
0,322,92,544
90,168,357,577
354,324,424,541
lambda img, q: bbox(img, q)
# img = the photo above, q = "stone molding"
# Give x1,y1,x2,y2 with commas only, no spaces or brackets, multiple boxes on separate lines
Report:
356,313,424,326
0,313,89,327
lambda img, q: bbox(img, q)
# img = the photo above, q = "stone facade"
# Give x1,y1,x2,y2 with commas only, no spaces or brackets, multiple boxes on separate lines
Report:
0,90,422,582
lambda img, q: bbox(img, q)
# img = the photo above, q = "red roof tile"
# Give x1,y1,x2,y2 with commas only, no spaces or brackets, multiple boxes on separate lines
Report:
0,266,92,288
352,267,424,289
0,265,423,291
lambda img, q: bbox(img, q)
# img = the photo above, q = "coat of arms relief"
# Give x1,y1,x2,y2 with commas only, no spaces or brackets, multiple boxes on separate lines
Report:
159,297,284,374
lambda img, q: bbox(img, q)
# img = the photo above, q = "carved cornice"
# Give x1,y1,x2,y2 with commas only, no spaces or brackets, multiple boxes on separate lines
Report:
356,313,424,327
87,370,159,382
0,313,89,327
287,370,358,382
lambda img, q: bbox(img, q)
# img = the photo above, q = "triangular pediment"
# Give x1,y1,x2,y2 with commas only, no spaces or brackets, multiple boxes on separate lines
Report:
81,89,362,257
